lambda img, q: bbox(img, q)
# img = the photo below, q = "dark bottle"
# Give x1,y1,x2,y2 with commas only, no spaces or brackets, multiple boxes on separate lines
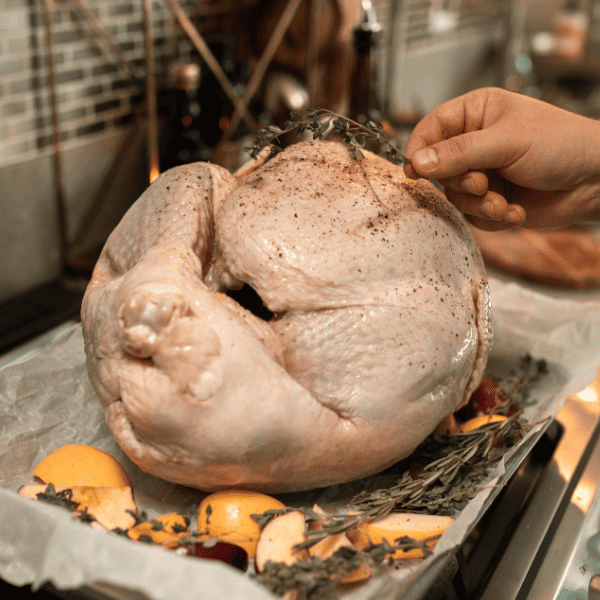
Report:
161,63,212,171
349,0,383,125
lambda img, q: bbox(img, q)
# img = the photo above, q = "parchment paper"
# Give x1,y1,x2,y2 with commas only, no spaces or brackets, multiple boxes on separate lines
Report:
1,276,599,600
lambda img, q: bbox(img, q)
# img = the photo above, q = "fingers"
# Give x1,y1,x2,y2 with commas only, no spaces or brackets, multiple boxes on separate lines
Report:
407,127,522,181
465,210,526,232
439,170,489,197
445,186,526,229
403,88,524,182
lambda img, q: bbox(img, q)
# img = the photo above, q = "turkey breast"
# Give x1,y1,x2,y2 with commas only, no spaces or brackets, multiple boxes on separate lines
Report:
81,140,491,493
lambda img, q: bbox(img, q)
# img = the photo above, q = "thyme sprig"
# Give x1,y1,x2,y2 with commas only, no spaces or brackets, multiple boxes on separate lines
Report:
245,109,410,166
495,354,549,413
35,483,80,511
254,537,437,600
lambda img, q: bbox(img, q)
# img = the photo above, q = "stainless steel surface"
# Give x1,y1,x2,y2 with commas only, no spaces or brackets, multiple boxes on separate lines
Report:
480,376,600,600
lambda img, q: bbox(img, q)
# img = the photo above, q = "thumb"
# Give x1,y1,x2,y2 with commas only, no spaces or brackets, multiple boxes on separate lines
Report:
410,128,514,180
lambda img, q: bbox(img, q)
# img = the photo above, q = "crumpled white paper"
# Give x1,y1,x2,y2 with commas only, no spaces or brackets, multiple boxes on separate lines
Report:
1,276,599,600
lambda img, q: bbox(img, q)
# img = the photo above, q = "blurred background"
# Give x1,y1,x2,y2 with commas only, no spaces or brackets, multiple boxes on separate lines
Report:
2,0,600,351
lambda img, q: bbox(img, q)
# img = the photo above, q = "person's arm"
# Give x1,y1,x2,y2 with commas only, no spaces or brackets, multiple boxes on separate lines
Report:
403,87,600,230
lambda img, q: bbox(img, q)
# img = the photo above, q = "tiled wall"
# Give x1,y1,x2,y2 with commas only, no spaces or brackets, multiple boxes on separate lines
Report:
0,0,510,169
0,0,197,169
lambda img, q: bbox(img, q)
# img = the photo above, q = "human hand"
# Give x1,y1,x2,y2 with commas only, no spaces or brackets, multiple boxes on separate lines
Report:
403,87,600,230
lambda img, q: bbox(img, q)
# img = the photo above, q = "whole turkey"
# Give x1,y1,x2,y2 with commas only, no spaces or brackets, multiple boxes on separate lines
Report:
81,140,492,493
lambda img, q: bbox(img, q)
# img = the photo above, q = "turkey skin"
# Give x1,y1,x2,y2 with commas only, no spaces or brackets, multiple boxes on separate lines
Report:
81,140,492,493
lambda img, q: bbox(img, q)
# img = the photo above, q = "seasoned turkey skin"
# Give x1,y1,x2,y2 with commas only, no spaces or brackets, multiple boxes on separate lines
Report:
81,140,491,493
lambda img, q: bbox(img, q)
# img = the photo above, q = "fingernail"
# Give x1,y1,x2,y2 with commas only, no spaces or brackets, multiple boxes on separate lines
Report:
413,148,439,170
460,176,481,196
481,200,504,220
505,207,525,225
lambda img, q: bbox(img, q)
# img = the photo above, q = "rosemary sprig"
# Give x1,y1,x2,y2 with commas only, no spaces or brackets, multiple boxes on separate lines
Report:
245,109,410,166
278,414,531,554
351,414,529,513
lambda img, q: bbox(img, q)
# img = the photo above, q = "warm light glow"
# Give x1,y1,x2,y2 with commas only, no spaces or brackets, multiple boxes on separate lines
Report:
577,386,599,404
150,167,160,184
573,481,595,512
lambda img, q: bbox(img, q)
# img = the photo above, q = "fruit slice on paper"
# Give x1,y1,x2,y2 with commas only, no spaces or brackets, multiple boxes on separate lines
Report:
32,444,131,487
255,510,308,572
197,490,286,559
460,414,508,433
347,513,454,559
128,512,189,546
307,505,372,584
18,484,137,530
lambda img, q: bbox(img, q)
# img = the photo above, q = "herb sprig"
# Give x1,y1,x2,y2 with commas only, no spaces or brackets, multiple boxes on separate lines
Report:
245,109,410,167
255,413,531,556
254,537,437,600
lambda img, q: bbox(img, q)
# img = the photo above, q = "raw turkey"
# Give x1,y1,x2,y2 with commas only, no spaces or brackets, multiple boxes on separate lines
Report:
81,140,492,493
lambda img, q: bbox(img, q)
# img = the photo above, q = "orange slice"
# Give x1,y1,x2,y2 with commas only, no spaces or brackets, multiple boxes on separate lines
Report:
32,444,131,488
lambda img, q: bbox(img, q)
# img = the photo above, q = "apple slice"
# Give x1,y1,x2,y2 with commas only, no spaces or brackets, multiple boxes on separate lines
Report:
255,510,308,572
18,484,137,531
347,513,454,559
306,505,372,584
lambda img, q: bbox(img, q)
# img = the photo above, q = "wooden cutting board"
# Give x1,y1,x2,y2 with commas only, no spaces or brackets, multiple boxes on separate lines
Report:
469,225,600,289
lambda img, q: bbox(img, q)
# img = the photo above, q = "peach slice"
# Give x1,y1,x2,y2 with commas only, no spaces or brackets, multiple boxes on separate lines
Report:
347,512,454,559
255,510,308,572
18,484,137,530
